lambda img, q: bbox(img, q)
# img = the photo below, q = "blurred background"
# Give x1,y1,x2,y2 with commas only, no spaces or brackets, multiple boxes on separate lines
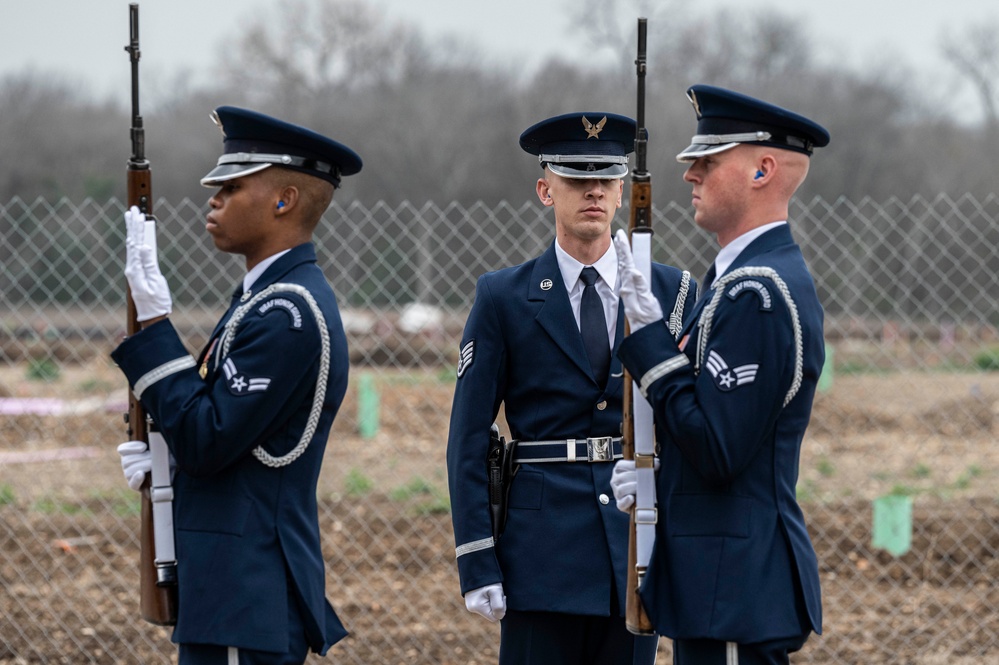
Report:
1,0,997,663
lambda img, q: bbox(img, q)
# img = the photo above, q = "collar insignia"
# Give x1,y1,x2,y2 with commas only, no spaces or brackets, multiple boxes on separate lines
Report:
582,115,607,139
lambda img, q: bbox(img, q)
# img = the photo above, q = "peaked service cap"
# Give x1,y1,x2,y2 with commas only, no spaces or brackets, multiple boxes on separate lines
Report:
201,106,362,188
520,112,637,179
676,85,829,162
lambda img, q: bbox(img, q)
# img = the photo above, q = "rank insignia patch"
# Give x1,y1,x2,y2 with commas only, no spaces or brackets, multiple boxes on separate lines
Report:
456,340,474,378
705,349,758,392
223,358,271,395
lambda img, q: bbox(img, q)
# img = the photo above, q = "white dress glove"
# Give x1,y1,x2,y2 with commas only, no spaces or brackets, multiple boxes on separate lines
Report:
117,440,151,491
614,229,663,332
611,458,660,513
124,206,172,322
465,583,506,622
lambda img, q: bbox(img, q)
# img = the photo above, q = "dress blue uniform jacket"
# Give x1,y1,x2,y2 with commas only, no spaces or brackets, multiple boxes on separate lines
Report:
111,243,348,655
617,224,823,643
447,240,697,616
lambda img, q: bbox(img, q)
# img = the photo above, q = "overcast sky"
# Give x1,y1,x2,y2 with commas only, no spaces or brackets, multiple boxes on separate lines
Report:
1,0,997,118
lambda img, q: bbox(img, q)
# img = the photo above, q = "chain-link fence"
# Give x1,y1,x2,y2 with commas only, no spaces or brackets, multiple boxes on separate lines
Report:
1,194,997,664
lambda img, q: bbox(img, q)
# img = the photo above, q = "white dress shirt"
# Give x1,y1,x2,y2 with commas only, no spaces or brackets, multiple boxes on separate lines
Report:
242,249,291,294
555,238,619,348
710,221,786,288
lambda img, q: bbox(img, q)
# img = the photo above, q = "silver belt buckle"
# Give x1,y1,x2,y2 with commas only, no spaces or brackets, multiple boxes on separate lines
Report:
587,437,614,462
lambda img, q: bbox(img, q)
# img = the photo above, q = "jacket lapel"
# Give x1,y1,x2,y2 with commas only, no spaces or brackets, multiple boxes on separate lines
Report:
529,243,594,380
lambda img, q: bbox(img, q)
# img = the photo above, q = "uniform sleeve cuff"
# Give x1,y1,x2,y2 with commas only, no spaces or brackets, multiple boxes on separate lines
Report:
618,321,689,397
455,541,503,596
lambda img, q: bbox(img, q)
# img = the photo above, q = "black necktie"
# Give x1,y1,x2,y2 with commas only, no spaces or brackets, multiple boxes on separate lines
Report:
579,267,610,386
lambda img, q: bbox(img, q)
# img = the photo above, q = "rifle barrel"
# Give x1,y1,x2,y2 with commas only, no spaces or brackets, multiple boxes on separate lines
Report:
634,18,648,175
126,3,146,166
623,16,656,637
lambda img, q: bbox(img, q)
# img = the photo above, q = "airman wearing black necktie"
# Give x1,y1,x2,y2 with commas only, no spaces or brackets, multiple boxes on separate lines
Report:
446,112,698,664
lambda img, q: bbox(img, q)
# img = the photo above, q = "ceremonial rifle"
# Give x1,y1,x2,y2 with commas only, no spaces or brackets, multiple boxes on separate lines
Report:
124,2,178,626
621,16,656,636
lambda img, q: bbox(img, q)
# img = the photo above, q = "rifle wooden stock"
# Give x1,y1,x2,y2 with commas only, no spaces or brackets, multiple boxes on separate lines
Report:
622,17,655,637
125,3,177,626
621,378,654,636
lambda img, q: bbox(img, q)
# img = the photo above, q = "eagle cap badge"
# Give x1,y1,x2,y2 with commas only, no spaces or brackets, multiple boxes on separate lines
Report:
582,115,607,139
210,109,227,138
687,90,702,119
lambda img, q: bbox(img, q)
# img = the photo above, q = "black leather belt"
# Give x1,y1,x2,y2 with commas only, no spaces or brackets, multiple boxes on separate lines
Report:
512,437,622,464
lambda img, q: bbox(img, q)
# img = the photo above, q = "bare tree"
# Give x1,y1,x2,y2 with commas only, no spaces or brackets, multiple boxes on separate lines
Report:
0,74,125,201
566,0,686,75
220,0,421,105
2,0,996,207
940,20,999,130
659,10,811,91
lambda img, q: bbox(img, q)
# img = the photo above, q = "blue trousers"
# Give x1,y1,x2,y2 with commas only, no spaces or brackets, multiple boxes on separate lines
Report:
500,609,659,665
673,634,809,665
177,584,310,665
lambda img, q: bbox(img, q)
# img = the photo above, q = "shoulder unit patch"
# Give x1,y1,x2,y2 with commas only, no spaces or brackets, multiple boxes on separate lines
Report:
257,297,304,329
726,279,773,311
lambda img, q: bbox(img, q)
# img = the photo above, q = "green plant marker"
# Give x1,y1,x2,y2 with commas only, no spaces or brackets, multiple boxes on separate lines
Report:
817,343,834,392
872,494,912,556
357,374,379,439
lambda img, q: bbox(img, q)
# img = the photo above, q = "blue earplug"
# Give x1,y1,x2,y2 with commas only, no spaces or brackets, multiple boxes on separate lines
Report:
277,201,285,209
754,170,764,179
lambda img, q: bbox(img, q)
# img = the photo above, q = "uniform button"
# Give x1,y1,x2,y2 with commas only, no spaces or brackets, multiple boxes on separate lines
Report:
599,494,610,505
596,401,607,411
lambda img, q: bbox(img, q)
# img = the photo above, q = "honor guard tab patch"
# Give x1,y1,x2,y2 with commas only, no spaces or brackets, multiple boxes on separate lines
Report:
257,297,304,328
223,357,272,395
457,340,474,378
726,279,773,311
706,349,759,392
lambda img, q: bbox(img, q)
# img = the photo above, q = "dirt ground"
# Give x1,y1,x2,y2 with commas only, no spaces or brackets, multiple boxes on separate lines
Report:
1,359,998,664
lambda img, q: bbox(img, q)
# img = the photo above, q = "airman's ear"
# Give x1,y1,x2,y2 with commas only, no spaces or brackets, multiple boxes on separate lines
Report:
537,179,554,207
275,186,299,215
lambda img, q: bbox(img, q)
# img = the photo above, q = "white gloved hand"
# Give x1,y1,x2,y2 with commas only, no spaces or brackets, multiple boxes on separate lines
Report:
465,583,507,622
117,440,152,491
124,206,172,322
614,229,663,332
611,458,660,513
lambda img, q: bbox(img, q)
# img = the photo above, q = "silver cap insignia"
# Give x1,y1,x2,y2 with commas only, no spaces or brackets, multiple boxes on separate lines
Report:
581,115,607,139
